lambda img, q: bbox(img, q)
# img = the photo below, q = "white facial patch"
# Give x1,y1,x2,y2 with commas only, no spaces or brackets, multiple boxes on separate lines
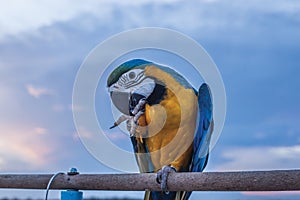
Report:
133,78,155,98
111,69,155,98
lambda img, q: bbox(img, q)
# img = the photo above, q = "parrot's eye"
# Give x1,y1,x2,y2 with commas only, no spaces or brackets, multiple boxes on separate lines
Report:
128,72,136,79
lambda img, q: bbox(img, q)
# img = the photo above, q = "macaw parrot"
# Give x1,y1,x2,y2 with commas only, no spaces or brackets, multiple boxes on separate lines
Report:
107,59,214,200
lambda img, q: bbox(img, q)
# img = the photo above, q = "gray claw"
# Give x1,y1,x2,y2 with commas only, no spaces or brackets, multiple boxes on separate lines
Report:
156,166,176,193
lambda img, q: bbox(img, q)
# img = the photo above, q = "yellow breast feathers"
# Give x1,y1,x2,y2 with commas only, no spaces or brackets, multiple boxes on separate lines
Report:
141,65,198,172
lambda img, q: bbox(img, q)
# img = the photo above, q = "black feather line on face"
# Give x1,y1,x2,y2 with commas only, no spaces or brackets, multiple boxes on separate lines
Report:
147,82,166,106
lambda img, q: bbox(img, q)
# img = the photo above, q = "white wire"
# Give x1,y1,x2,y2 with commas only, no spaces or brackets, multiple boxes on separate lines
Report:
45,172,64,200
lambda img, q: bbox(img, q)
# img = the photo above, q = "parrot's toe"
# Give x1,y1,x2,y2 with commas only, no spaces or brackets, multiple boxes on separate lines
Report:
130,94,146,116
156,165,176,193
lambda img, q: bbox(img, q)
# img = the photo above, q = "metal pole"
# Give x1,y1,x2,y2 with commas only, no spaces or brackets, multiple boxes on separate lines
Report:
1,170,300,192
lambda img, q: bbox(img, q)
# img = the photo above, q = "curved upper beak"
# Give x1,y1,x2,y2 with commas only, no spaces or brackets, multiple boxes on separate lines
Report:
109,84,131,115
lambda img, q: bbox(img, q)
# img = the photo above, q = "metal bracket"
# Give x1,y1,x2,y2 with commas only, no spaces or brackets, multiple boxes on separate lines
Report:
61,168,82,200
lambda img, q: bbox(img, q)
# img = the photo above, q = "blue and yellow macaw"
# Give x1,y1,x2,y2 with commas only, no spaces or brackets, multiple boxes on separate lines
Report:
107,59,214,200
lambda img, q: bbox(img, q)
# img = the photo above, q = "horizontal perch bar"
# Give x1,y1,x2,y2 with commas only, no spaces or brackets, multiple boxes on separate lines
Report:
0,170,299,192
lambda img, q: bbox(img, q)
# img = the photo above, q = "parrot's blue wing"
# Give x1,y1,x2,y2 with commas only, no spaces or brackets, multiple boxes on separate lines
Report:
183,83,214,200
191,83,213,172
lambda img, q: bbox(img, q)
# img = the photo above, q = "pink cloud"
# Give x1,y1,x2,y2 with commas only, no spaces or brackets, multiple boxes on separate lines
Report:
26,84,54,98
0,124,52,171
34,127,47,135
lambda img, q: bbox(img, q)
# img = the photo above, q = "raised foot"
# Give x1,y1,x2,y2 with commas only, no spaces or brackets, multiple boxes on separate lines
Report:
156,165,176,192
110,98,146,136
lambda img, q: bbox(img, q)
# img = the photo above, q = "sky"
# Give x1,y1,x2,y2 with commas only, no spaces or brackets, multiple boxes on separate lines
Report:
0,0,300,199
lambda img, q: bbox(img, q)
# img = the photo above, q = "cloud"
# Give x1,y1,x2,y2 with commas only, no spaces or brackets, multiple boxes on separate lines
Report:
0,125,52,171
1,0,299,40
216,145,300,171
242,191,300,197
0,0,99,39
26,84,54,98
0,0,175,39
34,127,47,135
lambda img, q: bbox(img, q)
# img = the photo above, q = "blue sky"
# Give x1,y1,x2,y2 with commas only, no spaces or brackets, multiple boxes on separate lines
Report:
0,0,300,199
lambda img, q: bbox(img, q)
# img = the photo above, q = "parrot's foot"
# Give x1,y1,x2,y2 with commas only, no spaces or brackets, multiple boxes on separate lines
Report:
131,98,146,115
125,111,145,136
156,166,176,193
128,98,146,136
111,97,146,135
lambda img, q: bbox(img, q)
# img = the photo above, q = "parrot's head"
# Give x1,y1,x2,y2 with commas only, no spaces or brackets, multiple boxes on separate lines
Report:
107,59,156,116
